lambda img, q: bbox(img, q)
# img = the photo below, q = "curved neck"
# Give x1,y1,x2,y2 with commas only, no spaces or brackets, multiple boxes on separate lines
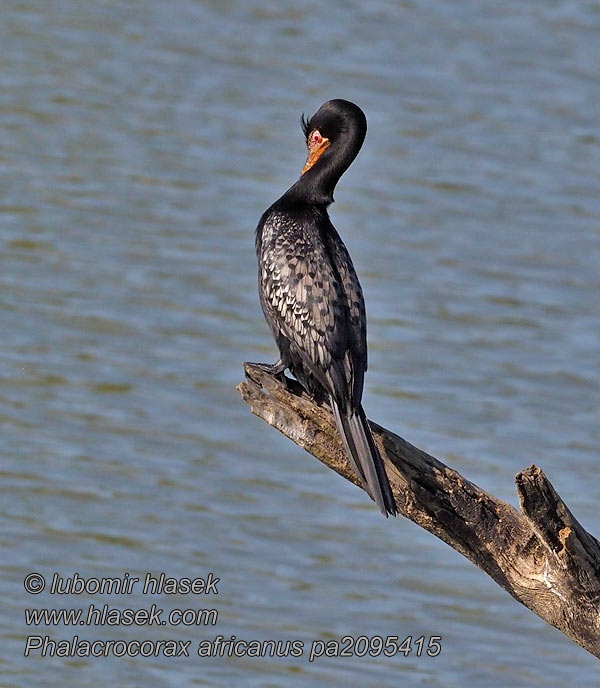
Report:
284,129,365,207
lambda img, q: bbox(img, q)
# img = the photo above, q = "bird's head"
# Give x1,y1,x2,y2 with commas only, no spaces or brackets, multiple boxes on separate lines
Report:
300,99,367,177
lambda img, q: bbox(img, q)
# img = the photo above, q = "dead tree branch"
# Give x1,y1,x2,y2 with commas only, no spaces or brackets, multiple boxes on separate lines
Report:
238,362,600,659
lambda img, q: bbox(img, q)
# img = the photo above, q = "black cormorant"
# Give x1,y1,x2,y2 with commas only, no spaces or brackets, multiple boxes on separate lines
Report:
254,99,397,517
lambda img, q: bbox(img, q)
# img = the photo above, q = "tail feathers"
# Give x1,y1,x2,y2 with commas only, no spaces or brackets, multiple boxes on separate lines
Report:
331,400,397,517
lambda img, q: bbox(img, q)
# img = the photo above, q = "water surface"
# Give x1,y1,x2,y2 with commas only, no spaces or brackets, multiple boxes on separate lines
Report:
1,1,599,686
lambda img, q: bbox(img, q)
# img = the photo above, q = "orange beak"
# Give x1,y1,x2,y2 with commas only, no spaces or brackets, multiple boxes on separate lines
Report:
302,136,330,174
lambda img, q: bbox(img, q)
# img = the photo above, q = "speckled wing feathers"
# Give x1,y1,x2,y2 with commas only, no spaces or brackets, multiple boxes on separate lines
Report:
256,203,396,516
257,209,363,408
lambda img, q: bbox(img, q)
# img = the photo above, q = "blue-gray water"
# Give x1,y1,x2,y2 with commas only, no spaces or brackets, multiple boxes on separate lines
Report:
1,1,599,685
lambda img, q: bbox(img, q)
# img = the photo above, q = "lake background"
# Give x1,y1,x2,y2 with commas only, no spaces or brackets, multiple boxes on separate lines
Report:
1,0,599,685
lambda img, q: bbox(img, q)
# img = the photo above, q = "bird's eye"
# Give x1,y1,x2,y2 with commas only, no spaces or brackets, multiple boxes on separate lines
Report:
312,131,322,144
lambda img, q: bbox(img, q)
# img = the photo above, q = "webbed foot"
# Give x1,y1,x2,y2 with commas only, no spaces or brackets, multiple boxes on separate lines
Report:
246,359,287,376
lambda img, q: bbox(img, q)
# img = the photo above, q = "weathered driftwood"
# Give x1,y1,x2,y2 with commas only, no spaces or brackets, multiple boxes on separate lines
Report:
238,362,600,659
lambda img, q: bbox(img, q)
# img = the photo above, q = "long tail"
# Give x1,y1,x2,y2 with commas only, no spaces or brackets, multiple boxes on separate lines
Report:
331,400,397,517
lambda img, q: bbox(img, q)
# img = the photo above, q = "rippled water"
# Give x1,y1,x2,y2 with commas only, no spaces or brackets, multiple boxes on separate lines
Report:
2,1,599,685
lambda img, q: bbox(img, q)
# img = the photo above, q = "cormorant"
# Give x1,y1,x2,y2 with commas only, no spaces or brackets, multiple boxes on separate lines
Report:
254,99,397,517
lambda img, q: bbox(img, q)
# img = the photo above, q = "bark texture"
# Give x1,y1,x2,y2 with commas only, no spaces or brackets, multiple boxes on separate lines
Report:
238,362,600,659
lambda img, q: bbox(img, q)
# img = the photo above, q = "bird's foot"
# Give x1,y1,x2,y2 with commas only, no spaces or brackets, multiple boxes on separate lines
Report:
244,360,306,396
245,360,290,386
246,359,288,376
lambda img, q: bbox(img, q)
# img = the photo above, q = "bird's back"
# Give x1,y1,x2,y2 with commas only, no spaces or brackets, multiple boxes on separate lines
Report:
256,203,366,410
